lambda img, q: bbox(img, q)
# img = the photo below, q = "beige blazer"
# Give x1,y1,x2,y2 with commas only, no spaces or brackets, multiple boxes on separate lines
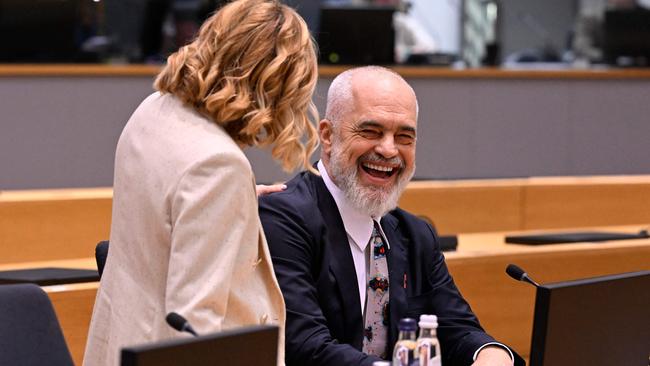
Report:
83,92,285,366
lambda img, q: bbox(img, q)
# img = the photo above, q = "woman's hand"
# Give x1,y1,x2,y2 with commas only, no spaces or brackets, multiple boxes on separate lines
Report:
256,183,287,197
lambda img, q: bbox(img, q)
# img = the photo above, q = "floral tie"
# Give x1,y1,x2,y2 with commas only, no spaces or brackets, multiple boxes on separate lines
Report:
362,221,390,358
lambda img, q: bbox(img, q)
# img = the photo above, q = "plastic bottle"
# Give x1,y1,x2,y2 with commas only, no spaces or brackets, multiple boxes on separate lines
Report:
415,315,441,366
392,318,417,366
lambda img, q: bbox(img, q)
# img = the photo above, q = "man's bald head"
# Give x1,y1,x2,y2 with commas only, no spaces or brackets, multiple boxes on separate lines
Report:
324,66,418,127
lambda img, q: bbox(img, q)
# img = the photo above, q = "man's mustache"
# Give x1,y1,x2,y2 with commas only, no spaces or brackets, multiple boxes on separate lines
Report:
359,153,405,170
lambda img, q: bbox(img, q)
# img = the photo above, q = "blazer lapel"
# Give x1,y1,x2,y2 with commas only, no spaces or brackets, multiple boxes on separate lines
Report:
311,174,364,348
381,213,409,349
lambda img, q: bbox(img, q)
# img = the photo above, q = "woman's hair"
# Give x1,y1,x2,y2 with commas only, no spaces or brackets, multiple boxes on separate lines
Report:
155,0,318,172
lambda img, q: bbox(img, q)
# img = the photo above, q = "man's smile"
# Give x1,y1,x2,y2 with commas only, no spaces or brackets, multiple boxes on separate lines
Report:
361,162,399,179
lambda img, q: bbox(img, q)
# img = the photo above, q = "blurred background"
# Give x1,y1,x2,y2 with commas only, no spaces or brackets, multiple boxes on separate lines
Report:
1,0,649,68
2,0,650,189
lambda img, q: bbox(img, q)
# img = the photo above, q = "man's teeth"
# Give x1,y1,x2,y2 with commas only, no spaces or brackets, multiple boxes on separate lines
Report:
363,163,393,172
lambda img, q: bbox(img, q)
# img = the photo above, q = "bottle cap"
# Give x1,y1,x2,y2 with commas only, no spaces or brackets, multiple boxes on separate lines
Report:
398,317,417,331
418,314,438,329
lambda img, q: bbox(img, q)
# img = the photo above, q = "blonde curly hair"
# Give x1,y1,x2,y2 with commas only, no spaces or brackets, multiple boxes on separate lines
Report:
155,0,318,172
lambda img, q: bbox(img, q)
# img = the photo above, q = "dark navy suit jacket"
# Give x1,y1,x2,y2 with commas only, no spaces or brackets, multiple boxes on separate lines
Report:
259,171,525,366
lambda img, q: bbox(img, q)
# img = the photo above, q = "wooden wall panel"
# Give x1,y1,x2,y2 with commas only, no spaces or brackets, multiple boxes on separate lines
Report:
399,180,524,234
0,188,112,264
523,177,650,230
2,176,650,265
47,283,99,366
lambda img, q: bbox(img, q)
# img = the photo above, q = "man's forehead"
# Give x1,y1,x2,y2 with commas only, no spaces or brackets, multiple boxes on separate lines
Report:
351,71,410,94
349,94,418,129
350,74,417,111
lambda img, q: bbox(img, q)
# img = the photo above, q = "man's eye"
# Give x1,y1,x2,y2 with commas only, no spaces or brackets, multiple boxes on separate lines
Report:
396,134,415,144
359,129,381,138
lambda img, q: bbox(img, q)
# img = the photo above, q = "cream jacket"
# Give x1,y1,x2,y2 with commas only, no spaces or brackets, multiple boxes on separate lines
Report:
83,92,285,366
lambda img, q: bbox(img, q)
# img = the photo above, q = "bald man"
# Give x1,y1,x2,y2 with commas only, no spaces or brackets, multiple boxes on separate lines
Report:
259,66,525,366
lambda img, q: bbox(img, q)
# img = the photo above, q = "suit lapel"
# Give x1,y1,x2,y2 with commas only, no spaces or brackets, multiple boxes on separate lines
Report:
311,174,364,348
381,213,409,348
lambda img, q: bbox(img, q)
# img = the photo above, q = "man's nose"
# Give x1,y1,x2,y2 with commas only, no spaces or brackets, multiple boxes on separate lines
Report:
375,135,398,158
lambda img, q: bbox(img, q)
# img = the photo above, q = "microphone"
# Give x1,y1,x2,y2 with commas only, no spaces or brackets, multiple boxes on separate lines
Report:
166,312,198,337
506,264,541,288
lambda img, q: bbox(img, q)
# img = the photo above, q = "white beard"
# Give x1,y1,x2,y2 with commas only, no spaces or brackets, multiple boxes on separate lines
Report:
329,141,415,218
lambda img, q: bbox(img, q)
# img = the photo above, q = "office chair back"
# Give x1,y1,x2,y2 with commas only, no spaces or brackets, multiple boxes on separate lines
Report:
95,240,109,278
0,283,74,366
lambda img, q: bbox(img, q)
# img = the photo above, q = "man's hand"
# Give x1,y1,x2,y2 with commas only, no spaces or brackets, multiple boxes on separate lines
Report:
471,346,513,366
256,183,287,197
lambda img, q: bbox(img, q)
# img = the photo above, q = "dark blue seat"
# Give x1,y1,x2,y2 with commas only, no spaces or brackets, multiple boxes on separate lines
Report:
95,240,109,278
0,283,74,366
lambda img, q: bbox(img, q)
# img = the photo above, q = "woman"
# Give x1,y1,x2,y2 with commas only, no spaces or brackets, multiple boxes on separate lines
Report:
83,1,318,365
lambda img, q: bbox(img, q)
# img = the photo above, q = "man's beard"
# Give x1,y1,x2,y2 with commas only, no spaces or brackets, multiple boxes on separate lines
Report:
329,142,415,218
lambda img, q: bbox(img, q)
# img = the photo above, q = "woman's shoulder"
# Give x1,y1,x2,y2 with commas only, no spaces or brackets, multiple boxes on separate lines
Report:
121,92,251,177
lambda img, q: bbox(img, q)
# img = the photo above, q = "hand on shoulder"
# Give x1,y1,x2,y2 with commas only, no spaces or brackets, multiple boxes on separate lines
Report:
256,183,287,197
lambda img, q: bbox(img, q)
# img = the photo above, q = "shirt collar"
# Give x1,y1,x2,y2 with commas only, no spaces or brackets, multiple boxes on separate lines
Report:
317,160,389,251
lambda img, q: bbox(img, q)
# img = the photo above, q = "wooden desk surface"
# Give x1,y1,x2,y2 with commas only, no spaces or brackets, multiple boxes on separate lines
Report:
451,224,650,255
0,257,97,271
2,64,650,80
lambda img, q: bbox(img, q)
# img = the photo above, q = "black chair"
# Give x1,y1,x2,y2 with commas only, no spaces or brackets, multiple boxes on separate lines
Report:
95,240,109,278
0,283,74,366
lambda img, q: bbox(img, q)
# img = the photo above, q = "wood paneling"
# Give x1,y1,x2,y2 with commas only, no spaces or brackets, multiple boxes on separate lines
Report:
46,282,98,366
399,180,524,234
3,176,650,263
400,176,650,234
523,177,650,230
3,64,650,80
0,188,112,264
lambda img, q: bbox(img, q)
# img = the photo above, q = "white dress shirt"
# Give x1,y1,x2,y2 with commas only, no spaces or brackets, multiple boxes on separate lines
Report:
317,160,389,314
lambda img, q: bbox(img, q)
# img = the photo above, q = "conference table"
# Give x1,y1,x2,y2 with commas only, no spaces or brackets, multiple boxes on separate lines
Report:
1,225,648,364
445,225,650,360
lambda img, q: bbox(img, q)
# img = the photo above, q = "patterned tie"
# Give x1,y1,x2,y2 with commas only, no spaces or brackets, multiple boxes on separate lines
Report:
362,220,390,358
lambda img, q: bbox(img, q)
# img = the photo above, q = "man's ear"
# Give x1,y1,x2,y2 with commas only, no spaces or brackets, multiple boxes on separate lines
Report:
319,119,333,157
